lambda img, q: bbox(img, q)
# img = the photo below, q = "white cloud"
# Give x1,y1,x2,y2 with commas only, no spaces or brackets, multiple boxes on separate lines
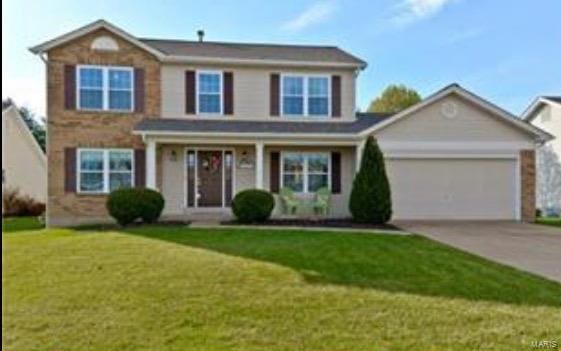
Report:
391,0,454,26
281,1,336,32
2,75,46,119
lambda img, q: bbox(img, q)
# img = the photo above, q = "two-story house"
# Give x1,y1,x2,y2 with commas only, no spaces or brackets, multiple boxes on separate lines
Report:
31,20,552,226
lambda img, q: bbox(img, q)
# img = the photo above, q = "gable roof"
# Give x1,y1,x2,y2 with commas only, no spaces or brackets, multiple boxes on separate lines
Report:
134,113,391,138
522,95,561,122
359,83,554,143
2,105,47,164
29,19,166,59
30,20,366,69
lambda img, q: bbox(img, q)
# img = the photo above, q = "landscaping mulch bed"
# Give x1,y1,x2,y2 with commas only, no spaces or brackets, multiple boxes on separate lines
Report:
221,218,400,231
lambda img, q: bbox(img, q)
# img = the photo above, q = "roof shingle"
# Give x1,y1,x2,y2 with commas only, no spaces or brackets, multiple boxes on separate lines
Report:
134,114,390,136
140,38,366,67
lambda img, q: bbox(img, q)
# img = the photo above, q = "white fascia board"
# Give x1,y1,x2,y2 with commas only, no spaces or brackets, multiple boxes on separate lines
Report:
162,55,366,69
134,131,361,145
133,130,361,140
378,141,535,151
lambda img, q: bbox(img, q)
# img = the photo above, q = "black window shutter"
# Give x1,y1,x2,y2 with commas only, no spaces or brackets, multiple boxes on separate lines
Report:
270,152,280,193
185,70,196,114
331,75,341,117
134,149,146,188
270,74,280,116
64,147,77,192
64,65,76,110
223,72,233,115
134,68,145,113
331,152,341,194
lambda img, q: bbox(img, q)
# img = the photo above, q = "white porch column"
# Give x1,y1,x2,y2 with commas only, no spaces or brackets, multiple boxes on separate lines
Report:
355,139,366,172
146,139,157,189
255,141,264,189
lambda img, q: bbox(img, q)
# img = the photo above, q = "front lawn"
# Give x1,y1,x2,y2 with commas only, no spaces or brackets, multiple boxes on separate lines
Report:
3,226,561,350
537,217,561,229
2,216,44,233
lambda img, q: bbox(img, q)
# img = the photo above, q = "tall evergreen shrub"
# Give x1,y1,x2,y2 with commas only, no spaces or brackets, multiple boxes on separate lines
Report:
349,136,392,223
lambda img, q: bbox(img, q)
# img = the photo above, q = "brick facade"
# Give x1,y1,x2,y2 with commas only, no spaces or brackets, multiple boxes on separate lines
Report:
520,149,536,222
46,28,160,226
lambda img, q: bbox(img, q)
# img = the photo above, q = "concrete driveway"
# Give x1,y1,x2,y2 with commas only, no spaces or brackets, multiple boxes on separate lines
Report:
395,221,561,283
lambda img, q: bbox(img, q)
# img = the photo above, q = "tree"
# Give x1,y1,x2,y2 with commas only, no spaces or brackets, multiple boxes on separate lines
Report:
367,84,421,113
349,136,392,223
2,98,46,151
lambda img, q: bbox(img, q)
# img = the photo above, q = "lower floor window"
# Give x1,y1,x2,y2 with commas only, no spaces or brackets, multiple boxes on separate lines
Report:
281,152,330,193
78,149,133,193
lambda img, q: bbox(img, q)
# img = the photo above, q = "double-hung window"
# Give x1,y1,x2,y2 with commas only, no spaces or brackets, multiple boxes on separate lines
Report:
78,149,133,193
197,71,222,114
282,75,329,117
282,153,330,193
77,65,133,111
308,77,329,116
282,76,304,115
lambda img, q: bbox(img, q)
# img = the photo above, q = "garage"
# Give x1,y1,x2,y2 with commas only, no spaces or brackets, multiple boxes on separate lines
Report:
386,157,518,220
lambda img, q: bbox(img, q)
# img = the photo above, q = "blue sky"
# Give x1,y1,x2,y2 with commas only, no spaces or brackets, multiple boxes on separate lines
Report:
3,0,560,119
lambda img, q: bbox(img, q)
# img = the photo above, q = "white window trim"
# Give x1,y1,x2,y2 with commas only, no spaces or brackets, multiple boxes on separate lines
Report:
76,65,135,112
280,152,331,194
77,148,135,194
280,74,331,118
196,70,223,115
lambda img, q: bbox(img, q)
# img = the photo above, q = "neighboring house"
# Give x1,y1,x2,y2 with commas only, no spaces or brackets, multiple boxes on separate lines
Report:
522,96,561,215
30,20,552,226
2,105,47,203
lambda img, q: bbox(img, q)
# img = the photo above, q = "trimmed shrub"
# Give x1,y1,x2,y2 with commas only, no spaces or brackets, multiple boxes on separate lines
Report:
137,188,165,223
349,136,392,223
106,188,141,226
232,189,275,223
106,188,165,226
2,188,45,217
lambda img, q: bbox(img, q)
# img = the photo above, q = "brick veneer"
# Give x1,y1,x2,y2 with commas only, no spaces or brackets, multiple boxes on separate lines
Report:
520,149,536,222
46,28,161,226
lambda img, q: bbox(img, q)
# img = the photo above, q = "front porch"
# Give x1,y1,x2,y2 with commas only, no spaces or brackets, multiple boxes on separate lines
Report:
142,136,364,220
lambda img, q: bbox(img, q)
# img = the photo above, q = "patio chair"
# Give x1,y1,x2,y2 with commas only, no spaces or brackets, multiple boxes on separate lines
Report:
312,187,331,216
280,187,299,215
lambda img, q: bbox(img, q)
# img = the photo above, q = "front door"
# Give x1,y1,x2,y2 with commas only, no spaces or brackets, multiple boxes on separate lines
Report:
197,151,223,207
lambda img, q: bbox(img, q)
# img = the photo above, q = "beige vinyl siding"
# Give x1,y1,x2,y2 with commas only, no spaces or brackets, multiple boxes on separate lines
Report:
528,103,561,212
161,64,356,120
376,94,534,144
531,104,561,157
2,107,47,203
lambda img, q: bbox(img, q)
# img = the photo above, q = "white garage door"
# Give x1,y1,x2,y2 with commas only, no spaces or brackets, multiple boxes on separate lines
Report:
386,158,518,220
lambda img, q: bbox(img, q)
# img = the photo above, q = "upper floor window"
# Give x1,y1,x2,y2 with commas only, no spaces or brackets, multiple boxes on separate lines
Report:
77,65,133,112
282,75,329,117
197,71,222,114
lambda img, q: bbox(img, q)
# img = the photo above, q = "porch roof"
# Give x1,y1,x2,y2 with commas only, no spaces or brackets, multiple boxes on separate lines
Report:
134,113,391,136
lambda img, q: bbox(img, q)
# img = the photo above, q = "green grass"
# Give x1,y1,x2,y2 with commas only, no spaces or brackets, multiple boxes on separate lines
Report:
2,216,44,233
3,226,561,350
537,217,561,229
